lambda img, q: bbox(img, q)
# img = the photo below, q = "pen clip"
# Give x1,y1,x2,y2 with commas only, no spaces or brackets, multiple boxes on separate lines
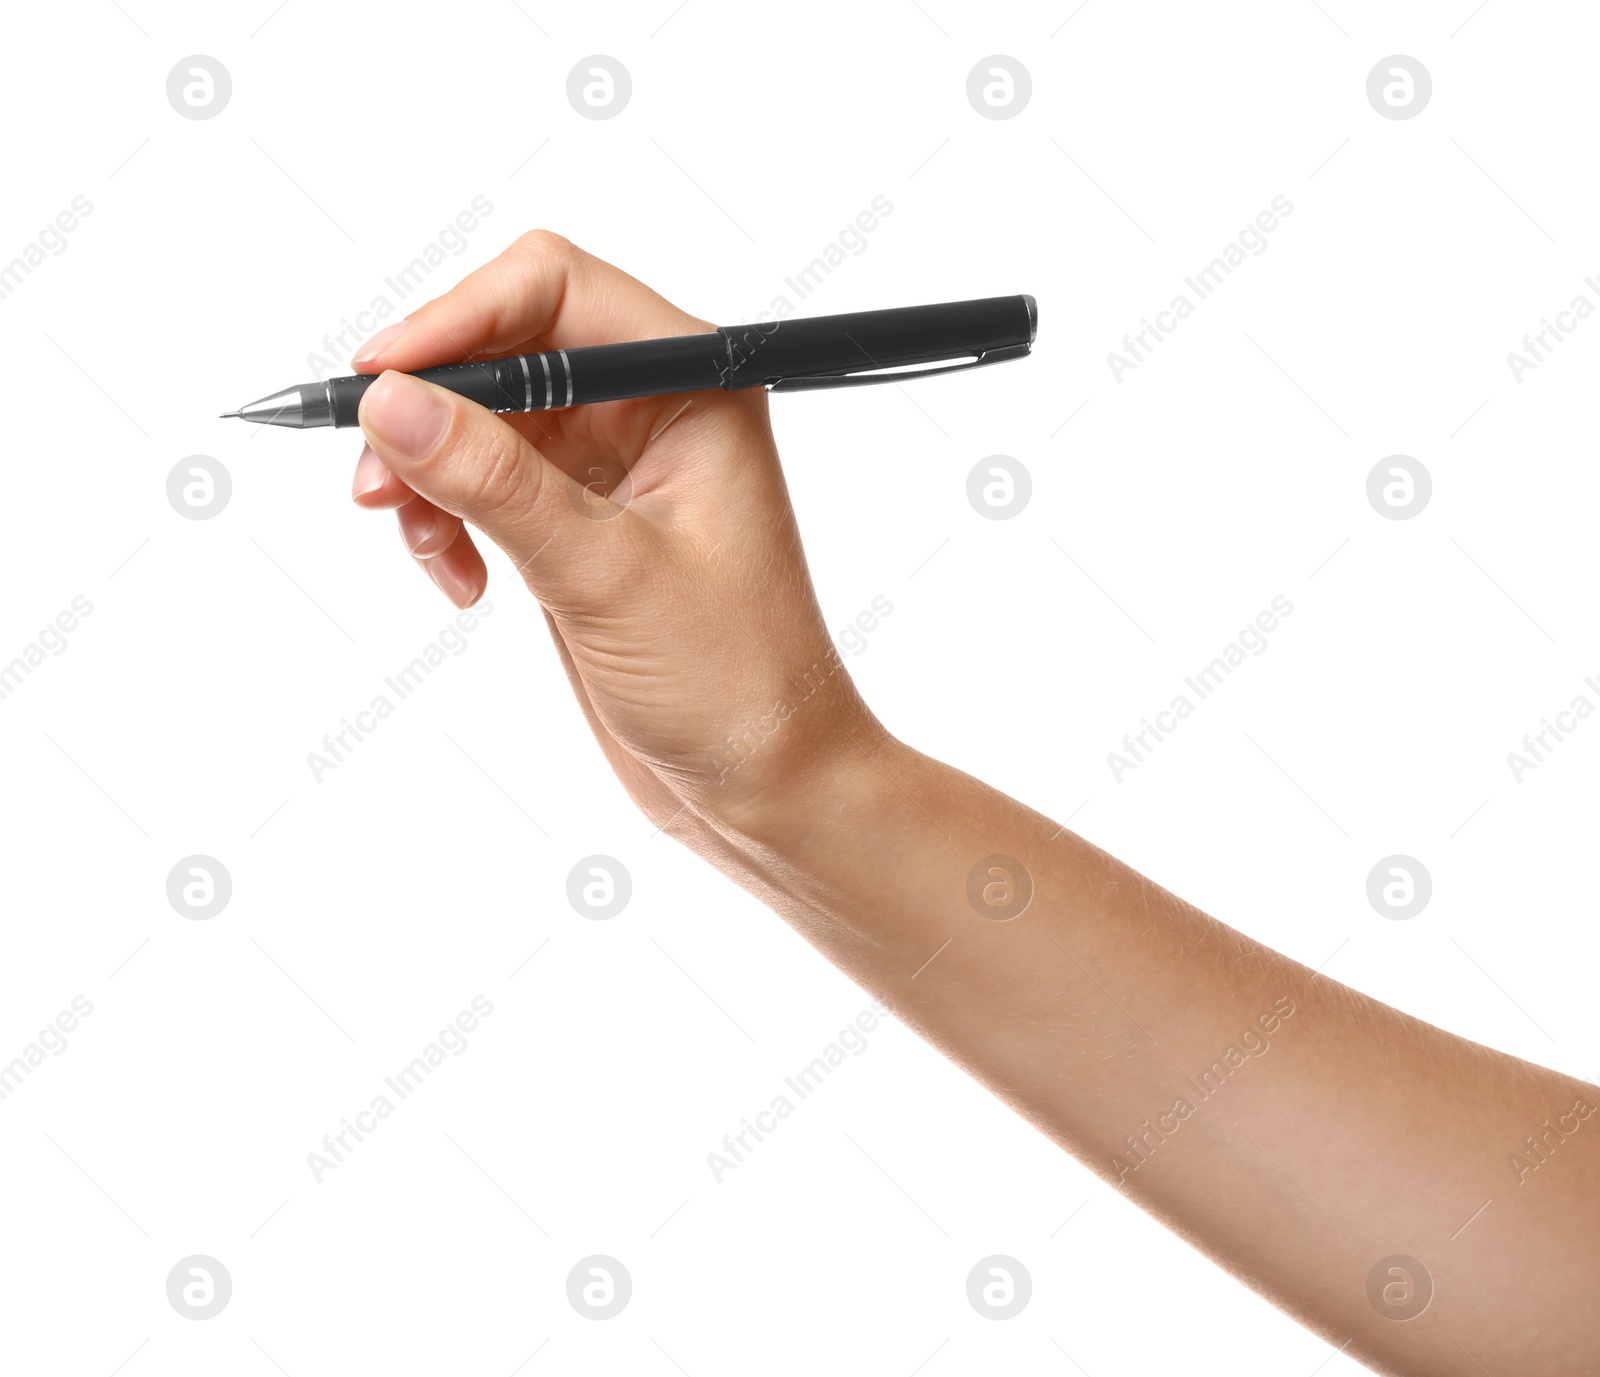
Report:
766,343,1032,392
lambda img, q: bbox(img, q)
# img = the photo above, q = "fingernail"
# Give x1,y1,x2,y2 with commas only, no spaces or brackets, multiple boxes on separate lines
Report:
352,317,408,366
428,556,481,608
362,371,450,459
352,444,389,501
402,504,454,557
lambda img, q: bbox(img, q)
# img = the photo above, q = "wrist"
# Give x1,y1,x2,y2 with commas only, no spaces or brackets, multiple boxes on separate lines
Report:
700,691,910,857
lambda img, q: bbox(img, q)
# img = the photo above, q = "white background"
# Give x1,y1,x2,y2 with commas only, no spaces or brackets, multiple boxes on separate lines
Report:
1,1,1595,1372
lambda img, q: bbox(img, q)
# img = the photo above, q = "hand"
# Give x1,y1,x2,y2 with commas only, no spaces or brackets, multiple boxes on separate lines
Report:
350,231,882,836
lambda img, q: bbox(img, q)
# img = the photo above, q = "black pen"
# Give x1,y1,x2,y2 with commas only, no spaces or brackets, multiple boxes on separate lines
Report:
220,295,1037,428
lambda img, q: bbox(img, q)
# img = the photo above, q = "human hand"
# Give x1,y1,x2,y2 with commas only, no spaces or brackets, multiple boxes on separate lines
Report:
350,231,882,834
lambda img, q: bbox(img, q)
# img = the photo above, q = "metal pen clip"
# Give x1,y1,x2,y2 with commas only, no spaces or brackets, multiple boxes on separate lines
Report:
766,342,1033,393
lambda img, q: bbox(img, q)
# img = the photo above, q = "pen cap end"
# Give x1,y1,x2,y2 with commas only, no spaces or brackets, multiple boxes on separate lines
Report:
1022,294,1038,345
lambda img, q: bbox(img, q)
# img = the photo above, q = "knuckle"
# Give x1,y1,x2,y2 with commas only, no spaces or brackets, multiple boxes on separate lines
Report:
516,228,576,263
458,426,539,524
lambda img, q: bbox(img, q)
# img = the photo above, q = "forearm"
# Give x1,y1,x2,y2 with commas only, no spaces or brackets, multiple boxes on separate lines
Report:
705,728,1600,1376
352,230,1597,1374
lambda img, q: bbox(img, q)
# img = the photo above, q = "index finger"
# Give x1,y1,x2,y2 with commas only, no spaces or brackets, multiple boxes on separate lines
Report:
351,230,712,375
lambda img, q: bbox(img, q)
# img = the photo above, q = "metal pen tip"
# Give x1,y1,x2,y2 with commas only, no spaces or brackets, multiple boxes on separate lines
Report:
223,385,326,428
219,411,242,419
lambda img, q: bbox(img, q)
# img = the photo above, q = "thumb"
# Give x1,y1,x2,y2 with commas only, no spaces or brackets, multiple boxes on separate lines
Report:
357,370,617,605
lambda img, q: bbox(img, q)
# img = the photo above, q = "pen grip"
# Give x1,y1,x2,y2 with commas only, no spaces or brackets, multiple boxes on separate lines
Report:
327,336,729,427
328,359,532,427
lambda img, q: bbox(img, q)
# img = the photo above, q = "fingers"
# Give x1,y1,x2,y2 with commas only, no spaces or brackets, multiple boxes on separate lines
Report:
413,524,487,609
351,230,710,377
349,229,697,611
352,442,414,509
358,369,618,608
396,493,461,558
351,441,486,607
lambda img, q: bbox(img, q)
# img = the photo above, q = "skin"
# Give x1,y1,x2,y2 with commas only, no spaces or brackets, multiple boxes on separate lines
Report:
351,231,1600,1375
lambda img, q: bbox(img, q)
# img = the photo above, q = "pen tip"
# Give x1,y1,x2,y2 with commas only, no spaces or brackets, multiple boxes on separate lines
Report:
219,411,240,419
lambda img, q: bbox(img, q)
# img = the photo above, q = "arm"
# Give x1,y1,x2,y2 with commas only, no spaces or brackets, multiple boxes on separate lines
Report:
350,231,1600,1376
720,744,1600,1374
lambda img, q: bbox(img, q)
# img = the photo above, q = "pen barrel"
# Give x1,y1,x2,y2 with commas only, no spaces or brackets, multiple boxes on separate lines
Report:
321,301,1033,425
326,335,729,426
717,295,1035,389
560,334,728,404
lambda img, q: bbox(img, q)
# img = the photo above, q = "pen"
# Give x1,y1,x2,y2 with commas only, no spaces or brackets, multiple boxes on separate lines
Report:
220,294,1037,428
